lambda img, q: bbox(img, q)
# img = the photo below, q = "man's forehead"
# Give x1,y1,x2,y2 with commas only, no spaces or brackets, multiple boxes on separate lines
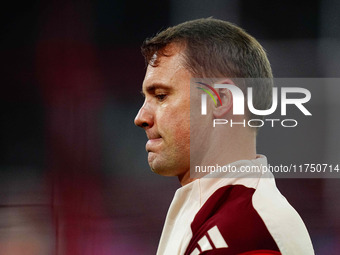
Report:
142,45,187,90
148,43,186,68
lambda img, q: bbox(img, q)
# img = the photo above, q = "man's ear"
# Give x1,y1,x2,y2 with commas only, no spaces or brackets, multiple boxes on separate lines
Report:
213,79,235,119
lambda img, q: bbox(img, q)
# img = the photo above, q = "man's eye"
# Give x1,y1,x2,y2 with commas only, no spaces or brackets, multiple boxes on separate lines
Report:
155,94,167,101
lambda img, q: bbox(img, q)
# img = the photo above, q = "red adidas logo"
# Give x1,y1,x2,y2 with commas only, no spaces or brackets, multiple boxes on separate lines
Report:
189,225,281,255
190,225,228,255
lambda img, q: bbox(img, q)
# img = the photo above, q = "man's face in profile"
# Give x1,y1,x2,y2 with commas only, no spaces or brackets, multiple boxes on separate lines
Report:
134,43,191,178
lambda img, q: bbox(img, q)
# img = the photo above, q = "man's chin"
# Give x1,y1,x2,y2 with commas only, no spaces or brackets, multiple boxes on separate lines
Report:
147,151,157,167
147,152,189,177
148,154,176,176
149,164,174,176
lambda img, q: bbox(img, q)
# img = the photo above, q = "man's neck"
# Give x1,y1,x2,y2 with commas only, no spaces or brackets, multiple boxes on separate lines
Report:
178,170,196,186
179,127,257,186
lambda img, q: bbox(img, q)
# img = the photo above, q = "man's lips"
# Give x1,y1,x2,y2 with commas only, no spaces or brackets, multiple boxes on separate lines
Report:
145,136,162,152
146,132,161,140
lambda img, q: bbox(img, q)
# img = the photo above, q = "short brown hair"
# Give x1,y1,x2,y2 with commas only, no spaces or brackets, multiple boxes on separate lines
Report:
141,18,273,127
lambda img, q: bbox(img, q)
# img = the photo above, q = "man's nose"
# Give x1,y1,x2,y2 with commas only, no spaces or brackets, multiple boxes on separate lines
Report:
134,104,154,128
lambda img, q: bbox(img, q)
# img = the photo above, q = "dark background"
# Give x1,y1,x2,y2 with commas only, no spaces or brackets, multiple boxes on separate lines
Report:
0,0,339,254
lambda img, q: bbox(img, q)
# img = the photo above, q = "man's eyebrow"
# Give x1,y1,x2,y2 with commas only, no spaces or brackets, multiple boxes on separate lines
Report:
143,83,171,94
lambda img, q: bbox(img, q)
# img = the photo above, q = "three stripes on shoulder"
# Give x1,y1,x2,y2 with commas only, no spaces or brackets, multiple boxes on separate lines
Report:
190,225,228,255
